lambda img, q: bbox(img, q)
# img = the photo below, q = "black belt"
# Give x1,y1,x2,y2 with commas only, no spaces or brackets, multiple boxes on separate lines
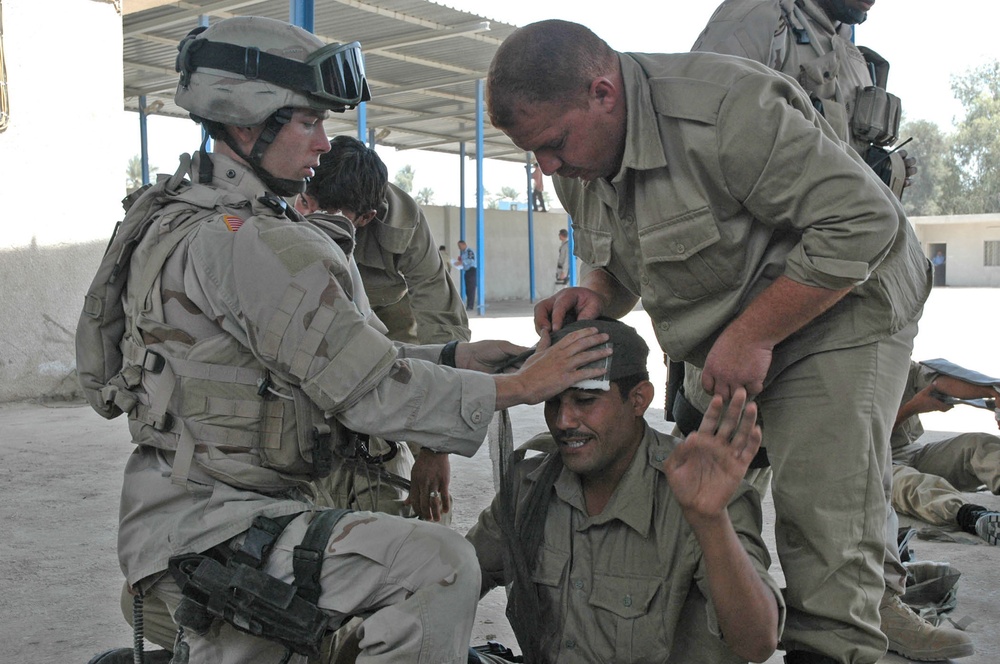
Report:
672,387,770,469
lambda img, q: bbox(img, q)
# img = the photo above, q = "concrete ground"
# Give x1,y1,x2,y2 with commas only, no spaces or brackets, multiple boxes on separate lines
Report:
1,288,998,663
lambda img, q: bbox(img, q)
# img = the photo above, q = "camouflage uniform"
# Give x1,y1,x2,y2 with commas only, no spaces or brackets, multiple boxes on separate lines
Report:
692,0,906,193
117,151,494,663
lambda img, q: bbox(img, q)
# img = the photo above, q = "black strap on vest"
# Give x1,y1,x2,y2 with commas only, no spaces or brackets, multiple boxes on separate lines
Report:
293,508,351,605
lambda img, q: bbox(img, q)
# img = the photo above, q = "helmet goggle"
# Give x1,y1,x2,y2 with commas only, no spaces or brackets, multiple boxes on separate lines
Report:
306,42,372,106
177,31,372,110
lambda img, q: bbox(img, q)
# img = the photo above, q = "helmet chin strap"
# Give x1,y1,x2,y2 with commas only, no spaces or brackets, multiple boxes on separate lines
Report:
216,107,307,197
193,107,308,197
245,107,308,197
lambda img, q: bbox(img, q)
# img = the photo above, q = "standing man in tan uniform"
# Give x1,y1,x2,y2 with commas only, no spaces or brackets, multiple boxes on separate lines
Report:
693,0,914,198
80,17,613,664
469,319,783,663
555,228,569,290
487,19,932,664
683,2,972,661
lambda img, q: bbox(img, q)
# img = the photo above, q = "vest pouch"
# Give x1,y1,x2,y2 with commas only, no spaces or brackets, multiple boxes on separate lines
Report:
852,86,901,147
797,48,840,101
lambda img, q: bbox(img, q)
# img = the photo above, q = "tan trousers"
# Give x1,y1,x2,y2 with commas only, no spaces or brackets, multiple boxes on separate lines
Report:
137,510,479,664
891,431,1000,526
757,323,915,663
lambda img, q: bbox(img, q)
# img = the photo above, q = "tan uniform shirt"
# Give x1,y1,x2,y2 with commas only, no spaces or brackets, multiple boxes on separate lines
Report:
354,183,470,344
118,153,496,585
555,52,930,377
692,0,877,157
467,426,783,663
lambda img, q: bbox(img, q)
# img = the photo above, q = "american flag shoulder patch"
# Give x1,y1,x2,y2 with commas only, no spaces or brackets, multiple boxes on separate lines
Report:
222,215,244,232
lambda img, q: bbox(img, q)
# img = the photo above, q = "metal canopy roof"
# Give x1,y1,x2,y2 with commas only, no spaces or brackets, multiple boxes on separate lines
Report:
123,0,526,162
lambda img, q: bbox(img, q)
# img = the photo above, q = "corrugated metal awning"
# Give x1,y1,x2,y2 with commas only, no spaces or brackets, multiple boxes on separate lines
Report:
123,0,526,161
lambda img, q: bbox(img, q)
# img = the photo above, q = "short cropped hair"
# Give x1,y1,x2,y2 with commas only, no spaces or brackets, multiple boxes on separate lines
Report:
306,135,388,214
487,20,617,129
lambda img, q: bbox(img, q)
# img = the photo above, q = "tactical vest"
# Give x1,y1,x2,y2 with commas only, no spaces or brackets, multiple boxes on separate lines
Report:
77,156,337,492
775,0,900,153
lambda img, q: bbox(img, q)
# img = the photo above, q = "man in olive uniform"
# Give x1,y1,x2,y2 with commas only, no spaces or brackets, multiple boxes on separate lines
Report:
469,319,783,663
296,135,468,522
679,2,974,661
486,19,932,664
81,16,612,664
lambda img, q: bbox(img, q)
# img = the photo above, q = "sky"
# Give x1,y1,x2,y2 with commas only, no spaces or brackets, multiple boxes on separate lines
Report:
124,0,1000,207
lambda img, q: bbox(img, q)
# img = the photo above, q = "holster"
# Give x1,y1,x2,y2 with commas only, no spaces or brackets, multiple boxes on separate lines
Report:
170,554,328,657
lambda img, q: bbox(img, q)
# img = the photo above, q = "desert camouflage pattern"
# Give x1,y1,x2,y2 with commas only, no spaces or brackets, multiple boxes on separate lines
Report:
116,151,496,587
692,0,894,157
175,16,338,126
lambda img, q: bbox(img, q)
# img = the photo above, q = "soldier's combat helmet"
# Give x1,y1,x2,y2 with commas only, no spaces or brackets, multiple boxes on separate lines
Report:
174,16,371,195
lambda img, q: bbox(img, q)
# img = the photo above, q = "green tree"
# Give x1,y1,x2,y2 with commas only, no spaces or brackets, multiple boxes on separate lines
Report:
499,186,521,209
394,164,415,194
125,155,157,194
415,187,435,205
948,61,1000,213
899,119,961,217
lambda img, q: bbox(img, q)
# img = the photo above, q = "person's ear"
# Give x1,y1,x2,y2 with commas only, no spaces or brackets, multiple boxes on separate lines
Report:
590,76,620,111
629,381,655,416
226,124,260,153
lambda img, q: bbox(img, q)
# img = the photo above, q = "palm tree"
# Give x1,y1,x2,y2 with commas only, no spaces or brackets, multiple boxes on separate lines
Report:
415,187,435,205
394,165,415,194
125,155,157,194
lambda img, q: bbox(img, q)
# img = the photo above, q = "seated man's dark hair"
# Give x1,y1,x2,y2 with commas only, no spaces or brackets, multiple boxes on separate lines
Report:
306,135,388,214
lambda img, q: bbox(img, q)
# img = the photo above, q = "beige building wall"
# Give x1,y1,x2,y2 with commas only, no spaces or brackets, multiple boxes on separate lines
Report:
912,214,1000,288
0,0,126,403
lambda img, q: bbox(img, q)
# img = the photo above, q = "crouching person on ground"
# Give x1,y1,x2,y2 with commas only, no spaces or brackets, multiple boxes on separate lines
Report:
467,319,783,663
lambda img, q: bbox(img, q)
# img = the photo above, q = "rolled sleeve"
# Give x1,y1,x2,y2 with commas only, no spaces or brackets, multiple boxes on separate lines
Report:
717,73,899,291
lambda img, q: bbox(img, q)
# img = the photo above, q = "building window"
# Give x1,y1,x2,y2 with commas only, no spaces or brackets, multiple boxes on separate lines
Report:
985,241,1000,267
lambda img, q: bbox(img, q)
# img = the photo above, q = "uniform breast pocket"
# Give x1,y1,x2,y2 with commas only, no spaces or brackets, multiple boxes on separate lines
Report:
638,208,742,302
570,224,612,268
589,573,665,663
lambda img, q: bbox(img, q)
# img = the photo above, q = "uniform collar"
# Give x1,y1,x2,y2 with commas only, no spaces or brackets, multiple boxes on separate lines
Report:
797,0,851,38
551,422,662,537
612,53,669,183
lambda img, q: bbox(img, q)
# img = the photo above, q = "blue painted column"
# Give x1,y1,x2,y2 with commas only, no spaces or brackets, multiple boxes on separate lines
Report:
475,79,486,316
525,153,536,302
289,0,313,31
138,95,151,185
357,102,367,143
567,215,577,286
459,142,467,304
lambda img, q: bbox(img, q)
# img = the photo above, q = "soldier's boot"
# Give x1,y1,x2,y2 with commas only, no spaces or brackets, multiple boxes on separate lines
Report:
957,503,1000,545
880,591,974,660
87,647,173,664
